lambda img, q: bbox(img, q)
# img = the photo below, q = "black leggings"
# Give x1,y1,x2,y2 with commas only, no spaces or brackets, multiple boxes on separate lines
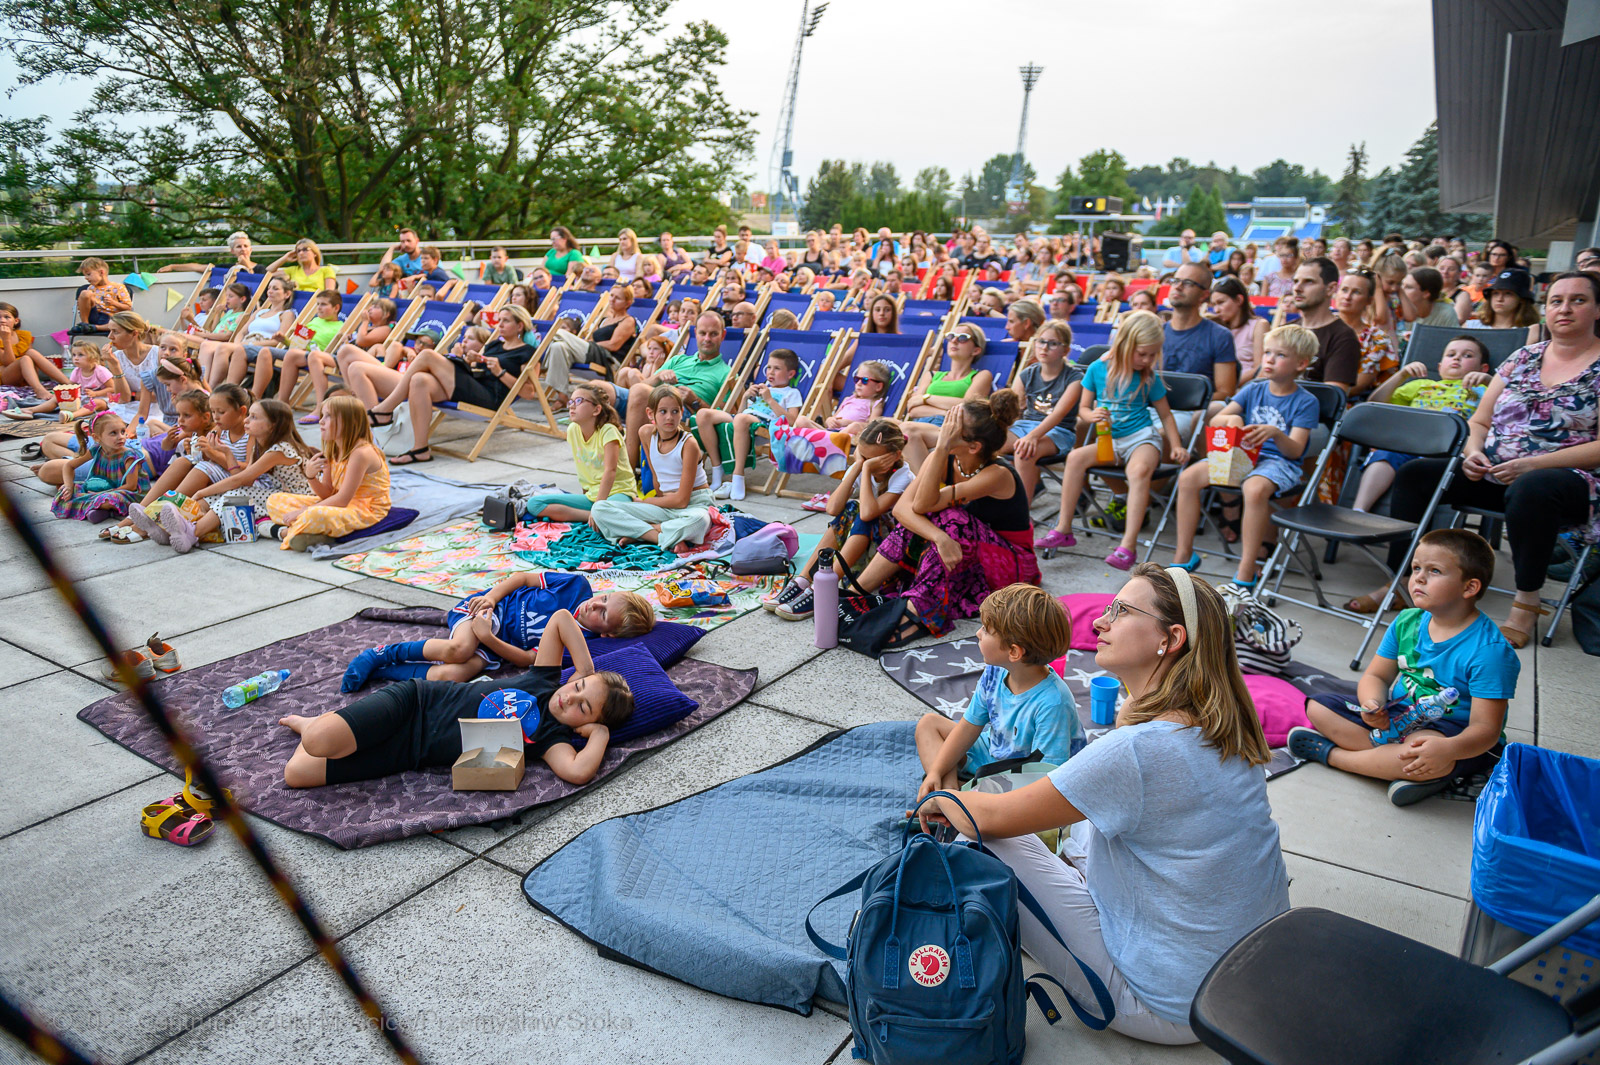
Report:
1384,459,1591,591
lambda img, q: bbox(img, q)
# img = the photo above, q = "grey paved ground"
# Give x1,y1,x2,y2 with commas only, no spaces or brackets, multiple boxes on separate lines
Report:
1,418,1592,1064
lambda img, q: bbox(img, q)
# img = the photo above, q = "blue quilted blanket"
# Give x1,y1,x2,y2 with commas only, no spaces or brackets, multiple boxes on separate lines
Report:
522,722,922,1014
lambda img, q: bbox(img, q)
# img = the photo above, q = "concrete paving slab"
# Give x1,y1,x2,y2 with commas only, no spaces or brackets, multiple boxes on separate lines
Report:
0,640,59,691
0,795,468,1065
145,860,852,1065
0,551,332,669
341,576,462,609
0,671,163,838
1268,761,1475,899
485,704,832,867
208,537,370,586
1008,1000,1221,1065
687,607,827,691
1283,853,1466,953
1535,633,1593,693
1538,684,1599,759
151,588,393,672
748,646,933,730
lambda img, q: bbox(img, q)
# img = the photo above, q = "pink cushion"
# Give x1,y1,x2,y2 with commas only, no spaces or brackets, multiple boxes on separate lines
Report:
1244,673,1311,747
1059,593,1115,652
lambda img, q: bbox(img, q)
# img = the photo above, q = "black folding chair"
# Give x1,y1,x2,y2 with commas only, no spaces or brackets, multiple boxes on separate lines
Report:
1255,403,1469,669
1040,372,1214,556
1190,897,1600,1065
1444,503,1595,648
1143,381,1346,567
1405,323,1527,374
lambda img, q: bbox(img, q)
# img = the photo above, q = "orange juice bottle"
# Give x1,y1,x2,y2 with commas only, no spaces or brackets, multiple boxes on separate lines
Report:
1095,422,1114,463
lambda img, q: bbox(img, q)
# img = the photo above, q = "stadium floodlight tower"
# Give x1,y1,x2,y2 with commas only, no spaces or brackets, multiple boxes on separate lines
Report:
1005,63,1044,213
769,1,827,230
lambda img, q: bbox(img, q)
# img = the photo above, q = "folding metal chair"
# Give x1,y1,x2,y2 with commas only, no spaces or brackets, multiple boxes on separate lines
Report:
1404,323,1528,373
1445,503,1596,648
1255,403,1470,669
1190,899,1600,1065
1039,372,1214,557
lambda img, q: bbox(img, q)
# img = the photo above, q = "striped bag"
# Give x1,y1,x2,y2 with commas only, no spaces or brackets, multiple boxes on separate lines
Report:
1218,583,1303,674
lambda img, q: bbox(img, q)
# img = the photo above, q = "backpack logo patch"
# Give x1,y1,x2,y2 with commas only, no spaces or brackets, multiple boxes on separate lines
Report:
909,944,951,987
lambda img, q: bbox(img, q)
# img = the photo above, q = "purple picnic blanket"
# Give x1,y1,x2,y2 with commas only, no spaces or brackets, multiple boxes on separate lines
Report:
77,607,755,848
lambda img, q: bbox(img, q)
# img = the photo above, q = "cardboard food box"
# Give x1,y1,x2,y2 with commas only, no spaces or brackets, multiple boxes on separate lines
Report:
1206,425,1261,487
218,493,258,543
452,717,526,791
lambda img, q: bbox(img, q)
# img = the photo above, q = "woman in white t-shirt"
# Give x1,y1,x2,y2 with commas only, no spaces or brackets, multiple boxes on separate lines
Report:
608,228,643,282
918,564,1290,1045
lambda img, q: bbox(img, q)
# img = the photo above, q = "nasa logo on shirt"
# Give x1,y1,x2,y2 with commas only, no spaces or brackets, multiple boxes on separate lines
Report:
908,944,951,987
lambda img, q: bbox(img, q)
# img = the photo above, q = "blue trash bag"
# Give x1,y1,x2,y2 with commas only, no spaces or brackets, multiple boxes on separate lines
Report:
1472,743,1600,957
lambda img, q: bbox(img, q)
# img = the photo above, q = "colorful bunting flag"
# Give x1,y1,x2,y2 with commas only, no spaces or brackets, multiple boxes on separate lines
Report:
345,278,359,294
50,329,72,346
165,288,185,311
123,272,150,291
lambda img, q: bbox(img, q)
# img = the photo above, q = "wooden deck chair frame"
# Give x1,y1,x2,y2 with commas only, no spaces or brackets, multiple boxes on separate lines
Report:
285,291,376,409
428,323,569,460
175,265,245,353
760,326,857,498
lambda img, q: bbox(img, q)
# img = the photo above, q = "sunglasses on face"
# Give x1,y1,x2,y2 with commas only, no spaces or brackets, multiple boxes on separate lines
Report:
945,332,975,344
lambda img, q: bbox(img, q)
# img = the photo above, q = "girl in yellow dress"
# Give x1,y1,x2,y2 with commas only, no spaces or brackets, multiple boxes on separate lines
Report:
266,393,390,550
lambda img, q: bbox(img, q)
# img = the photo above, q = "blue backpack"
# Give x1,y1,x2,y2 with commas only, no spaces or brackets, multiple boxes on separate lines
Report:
806,792,1114,1064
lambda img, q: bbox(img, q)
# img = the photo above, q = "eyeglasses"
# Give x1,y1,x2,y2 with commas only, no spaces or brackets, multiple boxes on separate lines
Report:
1100,598,1161,625
567,395,592,407
945,332,975,343
1169,277,1206,291
1035,339,1065,349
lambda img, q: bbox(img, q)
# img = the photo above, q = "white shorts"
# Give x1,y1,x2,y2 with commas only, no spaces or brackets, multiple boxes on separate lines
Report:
1109,424,1165,465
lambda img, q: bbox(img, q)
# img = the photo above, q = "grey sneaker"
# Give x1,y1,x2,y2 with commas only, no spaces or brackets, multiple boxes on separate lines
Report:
775,587,815,621
1388,777,1452,807
1287,727,1336,765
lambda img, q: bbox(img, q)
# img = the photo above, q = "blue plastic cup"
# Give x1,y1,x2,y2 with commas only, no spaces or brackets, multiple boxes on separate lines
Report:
1089,676,1121,726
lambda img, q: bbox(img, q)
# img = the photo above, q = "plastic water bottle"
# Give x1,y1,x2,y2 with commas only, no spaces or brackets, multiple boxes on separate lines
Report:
135,417,149,440
1095,422,1114,464
1371,687,1459,744
812,549,839,649
222,669,292,709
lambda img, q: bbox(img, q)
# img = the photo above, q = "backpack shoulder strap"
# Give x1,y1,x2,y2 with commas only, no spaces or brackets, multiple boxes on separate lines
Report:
805,868,873,961
1016,880,1116,1031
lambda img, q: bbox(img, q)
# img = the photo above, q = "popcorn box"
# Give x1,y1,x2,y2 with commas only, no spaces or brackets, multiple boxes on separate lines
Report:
1207,426,1261,487
52,383,81,413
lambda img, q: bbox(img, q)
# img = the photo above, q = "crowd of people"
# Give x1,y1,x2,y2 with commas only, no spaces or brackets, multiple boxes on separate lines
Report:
8,223,1598,1048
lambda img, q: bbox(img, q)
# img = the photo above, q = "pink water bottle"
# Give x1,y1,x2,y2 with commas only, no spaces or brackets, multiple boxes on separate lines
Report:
812,549,839,649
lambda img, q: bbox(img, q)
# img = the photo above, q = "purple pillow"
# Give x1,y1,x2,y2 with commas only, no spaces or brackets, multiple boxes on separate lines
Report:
565,619,705,670
560,643,699,743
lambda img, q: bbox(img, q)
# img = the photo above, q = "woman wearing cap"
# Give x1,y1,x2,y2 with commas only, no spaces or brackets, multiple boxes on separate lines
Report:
1356,273,1600,647
916,564,1289,1044
899,322,995,469
362,304,540,465
1467,269,1543,346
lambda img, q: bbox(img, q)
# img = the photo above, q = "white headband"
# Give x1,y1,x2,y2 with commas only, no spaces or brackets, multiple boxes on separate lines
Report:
1165,566,1199,638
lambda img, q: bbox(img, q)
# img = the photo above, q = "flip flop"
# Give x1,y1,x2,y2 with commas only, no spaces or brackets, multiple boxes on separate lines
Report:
143,765,232,820
19,442,44,460
390,447,433,465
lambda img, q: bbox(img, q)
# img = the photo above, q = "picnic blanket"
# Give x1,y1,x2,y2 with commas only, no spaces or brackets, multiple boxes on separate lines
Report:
77,607,755,849
879,638,1360,780
523,722,917,1014
306,469,506,559
336,519,820,632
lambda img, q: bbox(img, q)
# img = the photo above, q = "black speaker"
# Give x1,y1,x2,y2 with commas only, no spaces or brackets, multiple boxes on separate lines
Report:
1069,195,1122,215
1100,233,1132,272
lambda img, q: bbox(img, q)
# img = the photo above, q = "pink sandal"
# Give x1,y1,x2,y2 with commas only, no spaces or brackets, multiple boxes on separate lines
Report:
1106,546,1137,570
801,492,831,512
1035,528,1076,550
140,804,215,847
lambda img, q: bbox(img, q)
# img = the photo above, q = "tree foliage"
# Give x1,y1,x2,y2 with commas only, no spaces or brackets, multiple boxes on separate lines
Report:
1127,158,1255,202
1147,183,1225,238
1332,142,1368,236
0,0,753,245
800,159,950,232
1054,149,1136,215
1365,123,1491,240
913,166,952,202
1250,159,1336,201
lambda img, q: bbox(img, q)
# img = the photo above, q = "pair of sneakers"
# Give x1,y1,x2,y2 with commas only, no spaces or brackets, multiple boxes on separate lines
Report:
765,576,814,620
102,632,182,682
1286,727,1452,807
128,501,202,553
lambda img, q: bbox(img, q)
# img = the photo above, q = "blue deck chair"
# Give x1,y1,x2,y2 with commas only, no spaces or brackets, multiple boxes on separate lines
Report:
959,316,1011,344
1068,321,1115,351
808,309,866,333
666,282,710,306
462,282,506,308
760,291,814,325
551,288,605,325
900,298,952,321
848,332,936,420
431,317,566,460
710,328,838,489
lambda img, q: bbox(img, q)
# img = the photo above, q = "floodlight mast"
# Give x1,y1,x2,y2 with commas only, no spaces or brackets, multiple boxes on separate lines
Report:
770,2,827,228
1006,63,1044,210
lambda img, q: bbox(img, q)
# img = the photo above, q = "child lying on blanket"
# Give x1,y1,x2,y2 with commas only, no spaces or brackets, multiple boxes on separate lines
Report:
282,608,634,788
915,585,1083,801
341,571,656,690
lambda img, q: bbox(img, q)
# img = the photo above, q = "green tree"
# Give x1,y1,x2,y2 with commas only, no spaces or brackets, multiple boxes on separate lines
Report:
1364,123,1491,240
867,162,902,201
801,159,860,231
1332,142,1368,236
1054,148,1136,216
0,0,752,246
975,153,1033,217
913,166,952,202
1148,182,1225,237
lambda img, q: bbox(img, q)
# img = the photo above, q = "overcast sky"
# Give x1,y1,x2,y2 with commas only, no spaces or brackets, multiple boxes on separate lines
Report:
3,0,1438,192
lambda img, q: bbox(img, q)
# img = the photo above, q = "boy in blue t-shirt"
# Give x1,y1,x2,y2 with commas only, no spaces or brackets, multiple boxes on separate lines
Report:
1290,528,1520,806
1169,324,1320,590
916,586,1083,801
340,572,656,690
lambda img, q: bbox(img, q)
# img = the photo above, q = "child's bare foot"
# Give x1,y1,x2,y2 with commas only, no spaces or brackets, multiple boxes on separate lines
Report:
279,714,310,734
